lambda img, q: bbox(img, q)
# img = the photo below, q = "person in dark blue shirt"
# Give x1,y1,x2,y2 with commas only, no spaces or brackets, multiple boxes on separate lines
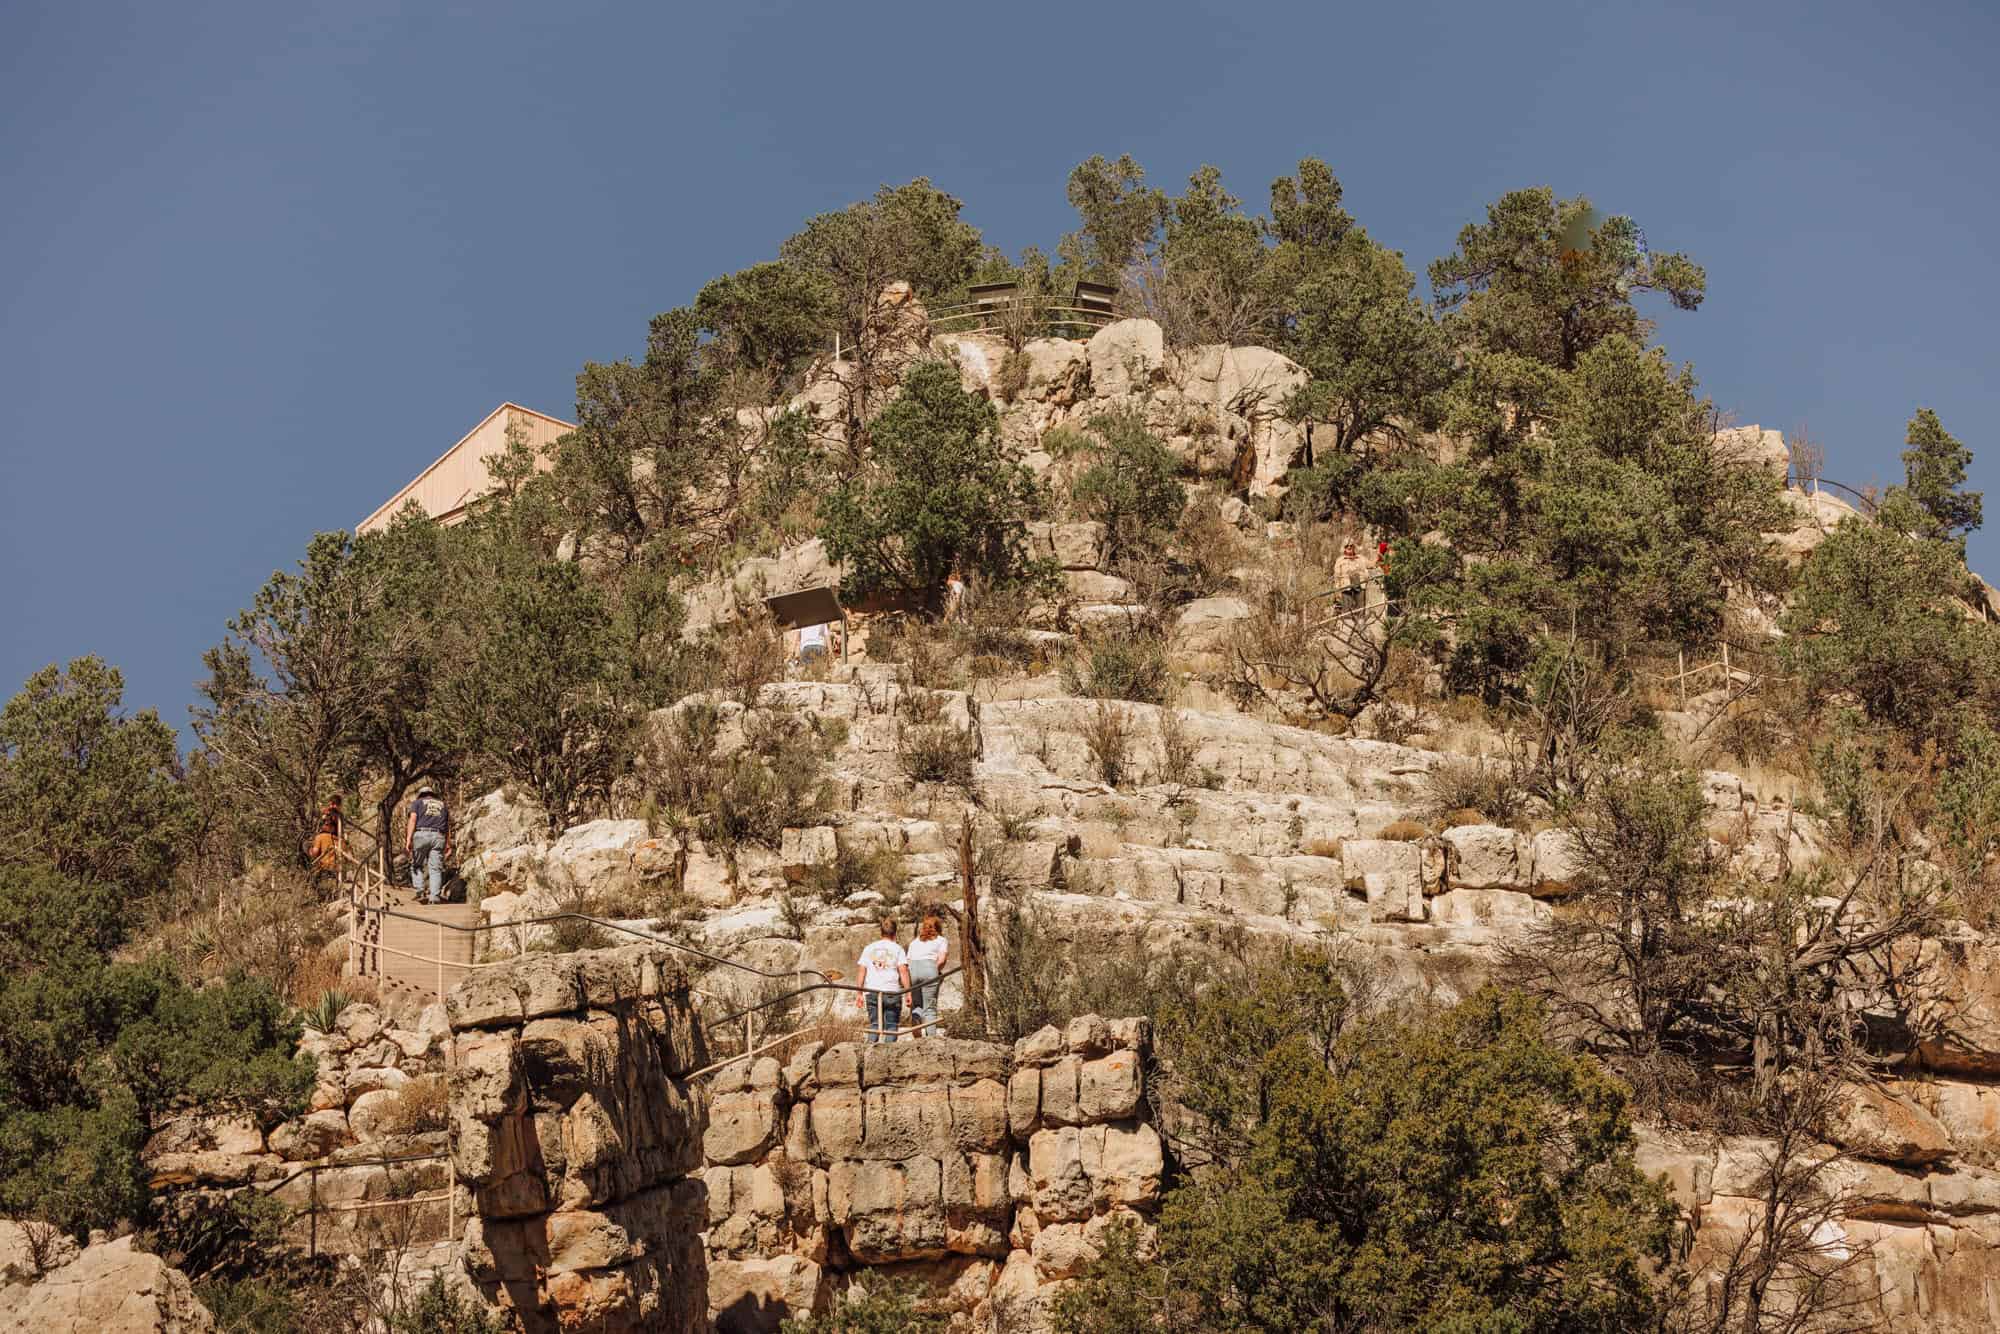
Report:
404,785,452,904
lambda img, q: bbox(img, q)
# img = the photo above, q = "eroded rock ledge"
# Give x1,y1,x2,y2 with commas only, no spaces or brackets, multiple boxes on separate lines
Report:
447,945,709,1333
704,1016,1161,1332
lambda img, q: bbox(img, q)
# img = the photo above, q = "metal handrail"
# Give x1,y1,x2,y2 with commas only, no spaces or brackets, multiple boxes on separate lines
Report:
345,876,833,988
1794,476,1879,515
686,1000,961,1081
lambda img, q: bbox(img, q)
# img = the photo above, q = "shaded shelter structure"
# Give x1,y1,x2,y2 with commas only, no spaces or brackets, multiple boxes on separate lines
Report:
763,585,849,660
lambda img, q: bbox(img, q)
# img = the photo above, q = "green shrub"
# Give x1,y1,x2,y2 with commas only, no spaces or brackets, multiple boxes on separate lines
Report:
538,905,613,954
1082,700,1135,787
390,1275,503,1334
1109,977,1677,1333
1063,627,1170,704
1043,425,1095,459
780,1278,946,1333
896,718,978,788
1072,408,1186,565
819,360,1042,608
199,1277,301,1334
141,1189,289,1282
805,842,906,906
1420,756,1528,827
997,348,1030,401
657,703,833,849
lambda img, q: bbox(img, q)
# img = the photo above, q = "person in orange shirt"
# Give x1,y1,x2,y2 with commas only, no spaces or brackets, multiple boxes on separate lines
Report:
307,795,344,895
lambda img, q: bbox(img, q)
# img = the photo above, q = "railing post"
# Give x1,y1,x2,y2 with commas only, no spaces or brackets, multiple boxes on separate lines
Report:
309,1165,318,1258
436,920,444,1003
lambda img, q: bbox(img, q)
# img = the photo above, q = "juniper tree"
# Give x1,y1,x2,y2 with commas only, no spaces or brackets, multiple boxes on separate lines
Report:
1430,187,1706,371
1894,406,1982,548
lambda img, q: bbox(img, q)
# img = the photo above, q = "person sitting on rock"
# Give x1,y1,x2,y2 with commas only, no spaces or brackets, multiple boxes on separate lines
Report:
856,917,912,1044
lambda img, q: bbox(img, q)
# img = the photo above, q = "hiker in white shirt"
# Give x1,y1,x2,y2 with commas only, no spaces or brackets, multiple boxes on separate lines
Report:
906,912,949,1037
855,917,912,1044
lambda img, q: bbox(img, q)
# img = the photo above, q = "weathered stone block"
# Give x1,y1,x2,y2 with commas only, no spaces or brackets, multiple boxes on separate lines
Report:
948,1079,1010,1153
706,1088,784,1167
1007,1066,1041,1140
448,970,525,1030
1443,824,1529,889
1039,1056,1082,1127
1079,1052,1143,1123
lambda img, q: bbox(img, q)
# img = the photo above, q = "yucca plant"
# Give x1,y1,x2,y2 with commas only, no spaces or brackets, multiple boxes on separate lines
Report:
304,988,353,1034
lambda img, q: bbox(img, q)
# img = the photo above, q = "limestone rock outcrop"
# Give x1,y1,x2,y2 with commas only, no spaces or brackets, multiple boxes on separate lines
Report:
449,945,710,1333
0,1236,213,1333
702,1017,1160,1331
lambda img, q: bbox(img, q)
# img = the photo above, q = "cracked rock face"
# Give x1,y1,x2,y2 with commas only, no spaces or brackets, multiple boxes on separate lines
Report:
448,945,710,1333
700,1016,1159,1331
0,1236,213,1333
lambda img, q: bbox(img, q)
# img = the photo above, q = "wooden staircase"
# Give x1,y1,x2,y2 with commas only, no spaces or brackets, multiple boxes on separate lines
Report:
341,837,477,1006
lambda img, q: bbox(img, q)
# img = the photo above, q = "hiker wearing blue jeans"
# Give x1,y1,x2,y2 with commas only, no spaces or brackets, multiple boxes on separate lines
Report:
405,785,452,904
907,911,948,1037
856,917,911,1044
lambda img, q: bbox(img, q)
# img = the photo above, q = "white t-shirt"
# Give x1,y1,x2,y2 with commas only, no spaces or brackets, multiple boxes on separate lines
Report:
907,934,948,969
800,623,828,649
858,939,908,991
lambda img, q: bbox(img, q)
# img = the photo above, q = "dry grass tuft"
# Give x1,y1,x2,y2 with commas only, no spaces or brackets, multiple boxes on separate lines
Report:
382,1074,449,1135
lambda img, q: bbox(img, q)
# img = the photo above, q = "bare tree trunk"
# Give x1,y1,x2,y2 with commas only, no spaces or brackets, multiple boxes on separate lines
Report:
959,811,985,1033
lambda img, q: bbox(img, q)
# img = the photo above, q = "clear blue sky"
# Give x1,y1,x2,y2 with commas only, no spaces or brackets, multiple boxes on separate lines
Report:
4,0,1996,734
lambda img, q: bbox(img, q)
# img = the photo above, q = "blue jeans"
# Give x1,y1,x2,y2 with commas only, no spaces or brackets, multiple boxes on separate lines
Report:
908,961,940,1036
410,830,446,902
866,990,902,1043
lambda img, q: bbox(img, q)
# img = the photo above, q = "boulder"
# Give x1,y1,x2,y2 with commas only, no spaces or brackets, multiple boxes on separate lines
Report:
706,1086,784,1167
546,819,649,898
1018,338,1088,404
780,827,838,882
1064,570,1133,603
1826,1083,1952,1166
1715,425,1790,480
1443,825,1528,890
335,1003,384,1047
1528,829,1584,894
1173,344,1308,417
1430,888,1551,927
465,787,549,856
267,1109,352,1161
1171,345,1310,492
1027,521,1107,571
1171,597,1251,654
347,1088,406,1141
344,1066,409,1100
1771,486,1864,566
1341,840,1423,903
0,1236,213,1332
709,1255,828,1334
1087,319,1164,396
